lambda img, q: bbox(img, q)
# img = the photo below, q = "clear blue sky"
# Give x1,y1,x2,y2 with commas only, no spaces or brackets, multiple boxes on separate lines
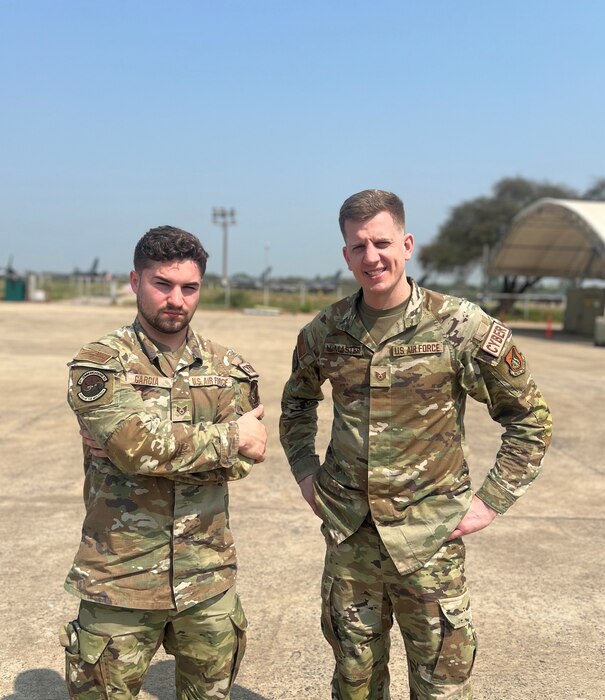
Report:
1,0,604,280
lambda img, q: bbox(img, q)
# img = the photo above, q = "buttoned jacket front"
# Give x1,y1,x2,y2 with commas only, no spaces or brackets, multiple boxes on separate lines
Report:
280,281,551,574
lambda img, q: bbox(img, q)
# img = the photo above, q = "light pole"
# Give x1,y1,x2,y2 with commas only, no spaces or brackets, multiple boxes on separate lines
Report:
212,207,236,307
264,242,270,306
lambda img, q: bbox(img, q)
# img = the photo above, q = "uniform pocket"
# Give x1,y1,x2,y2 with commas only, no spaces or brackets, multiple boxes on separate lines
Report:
432,591,476,684
320,575,343,658
60,621,112,696
229,362,260,415
228,594,248,682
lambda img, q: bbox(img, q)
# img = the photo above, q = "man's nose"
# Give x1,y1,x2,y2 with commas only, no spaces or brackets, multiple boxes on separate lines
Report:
363,244,379,264
167,287,184,306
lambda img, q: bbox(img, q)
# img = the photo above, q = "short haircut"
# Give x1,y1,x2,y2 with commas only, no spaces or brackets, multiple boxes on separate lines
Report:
133,226,209,276
338,190,405,238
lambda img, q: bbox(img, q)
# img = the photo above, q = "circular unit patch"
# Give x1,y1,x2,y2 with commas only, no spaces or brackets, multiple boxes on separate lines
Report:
77,370,109,402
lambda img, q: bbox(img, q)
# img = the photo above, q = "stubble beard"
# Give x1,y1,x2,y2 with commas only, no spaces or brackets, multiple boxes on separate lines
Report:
137,299,192,336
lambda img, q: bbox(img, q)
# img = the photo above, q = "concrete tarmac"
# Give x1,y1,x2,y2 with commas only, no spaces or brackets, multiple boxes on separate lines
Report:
0,302,603,700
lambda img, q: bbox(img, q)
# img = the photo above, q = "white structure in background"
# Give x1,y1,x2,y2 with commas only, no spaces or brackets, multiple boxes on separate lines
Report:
489,198,605,338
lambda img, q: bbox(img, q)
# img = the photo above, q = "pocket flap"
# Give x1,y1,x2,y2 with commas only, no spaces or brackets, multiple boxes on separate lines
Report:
78,628,111,664
229,595,248,632
438,591,473,629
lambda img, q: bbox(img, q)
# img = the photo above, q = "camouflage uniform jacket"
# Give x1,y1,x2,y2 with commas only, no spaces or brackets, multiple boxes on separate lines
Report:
280,281,552,575
65,319,259,611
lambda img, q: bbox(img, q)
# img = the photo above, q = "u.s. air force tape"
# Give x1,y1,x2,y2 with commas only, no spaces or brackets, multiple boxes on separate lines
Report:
391,342,443,356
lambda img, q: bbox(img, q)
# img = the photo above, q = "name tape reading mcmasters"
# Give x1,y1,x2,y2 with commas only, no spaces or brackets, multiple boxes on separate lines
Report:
324,343,363,356
325,343,444,356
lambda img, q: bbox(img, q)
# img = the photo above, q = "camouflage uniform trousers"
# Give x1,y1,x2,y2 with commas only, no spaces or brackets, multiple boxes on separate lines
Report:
60,586,247,700
321,520,476,700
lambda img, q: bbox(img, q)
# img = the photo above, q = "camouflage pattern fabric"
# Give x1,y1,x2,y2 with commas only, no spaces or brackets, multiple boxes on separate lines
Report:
322,521,475,700
64,318,260,611
280,280,552,575
60,586,247,699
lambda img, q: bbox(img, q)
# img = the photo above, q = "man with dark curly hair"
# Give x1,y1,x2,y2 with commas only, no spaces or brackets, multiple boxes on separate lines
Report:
61,225,267,699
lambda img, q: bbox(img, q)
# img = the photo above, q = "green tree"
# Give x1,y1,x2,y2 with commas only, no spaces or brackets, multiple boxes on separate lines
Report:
583,177,605,201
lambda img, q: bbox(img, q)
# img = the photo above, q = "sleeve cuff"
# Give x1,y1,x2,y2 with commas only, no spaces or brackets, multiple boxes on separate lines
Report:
220,421,240,466
291,455,321,483
476,476,517,515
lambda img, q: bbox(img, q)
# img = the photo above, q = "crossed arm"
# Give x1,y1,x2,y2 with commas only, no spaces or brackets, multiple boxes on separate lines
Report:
81,403,267,463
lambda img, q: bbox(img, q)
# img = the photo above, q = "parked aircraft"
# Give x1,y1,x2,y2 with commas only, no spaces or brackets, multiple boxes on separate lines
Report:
231,267,272,289
306,270,342,293
226,268,343,295
1,256,18,279
73,257,107,278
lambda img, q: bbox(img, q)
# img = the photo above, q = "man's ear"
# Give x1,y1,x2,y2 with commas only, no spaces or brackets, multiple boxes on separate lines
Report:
342,245,352,270
130,270,139,294
403,232,414,260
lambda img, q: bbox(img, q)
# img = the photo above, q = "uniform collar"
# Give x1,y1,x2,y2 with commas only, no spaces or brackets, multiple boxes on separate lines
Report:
133,318,204,366
338,278,423,344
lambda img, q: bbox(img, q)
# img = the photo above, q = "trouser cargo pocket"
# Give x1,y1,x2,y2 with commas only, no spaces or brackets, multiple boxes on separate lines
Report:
432,591,477,685
228,593,248,683
60,620,112,698
320,574,343,658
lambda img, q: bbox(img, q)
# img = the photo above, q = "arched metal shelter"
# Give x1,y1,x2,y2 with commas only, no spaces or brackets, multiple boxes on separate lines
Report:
488,198,605,280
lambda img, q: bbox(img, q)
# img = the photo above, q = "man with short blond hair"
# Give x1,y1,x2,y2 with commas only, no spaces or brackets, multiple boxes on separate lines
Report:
280,190,552,699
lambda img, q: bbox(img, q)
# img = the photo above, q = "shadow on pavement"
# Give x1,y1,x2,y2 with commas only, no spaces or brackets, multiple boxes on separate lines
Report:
2,668,67,699
3,662,269,700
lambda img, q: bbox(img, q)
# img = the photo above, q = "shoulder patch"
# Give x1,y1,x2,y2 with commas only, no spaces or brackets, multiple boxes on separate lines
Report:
74,346,117,365
237,361,259,378
504,346,526,376
296,330,309,360
480,321,511,359
70,367,115,411
472,318,491,344
77,370,110,402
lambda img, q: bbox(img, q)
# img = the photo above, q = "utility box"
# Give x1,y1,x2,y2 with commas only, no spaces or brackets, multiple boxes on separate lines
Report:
4,277,27,301
564,288,605,335
595,316,605,346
